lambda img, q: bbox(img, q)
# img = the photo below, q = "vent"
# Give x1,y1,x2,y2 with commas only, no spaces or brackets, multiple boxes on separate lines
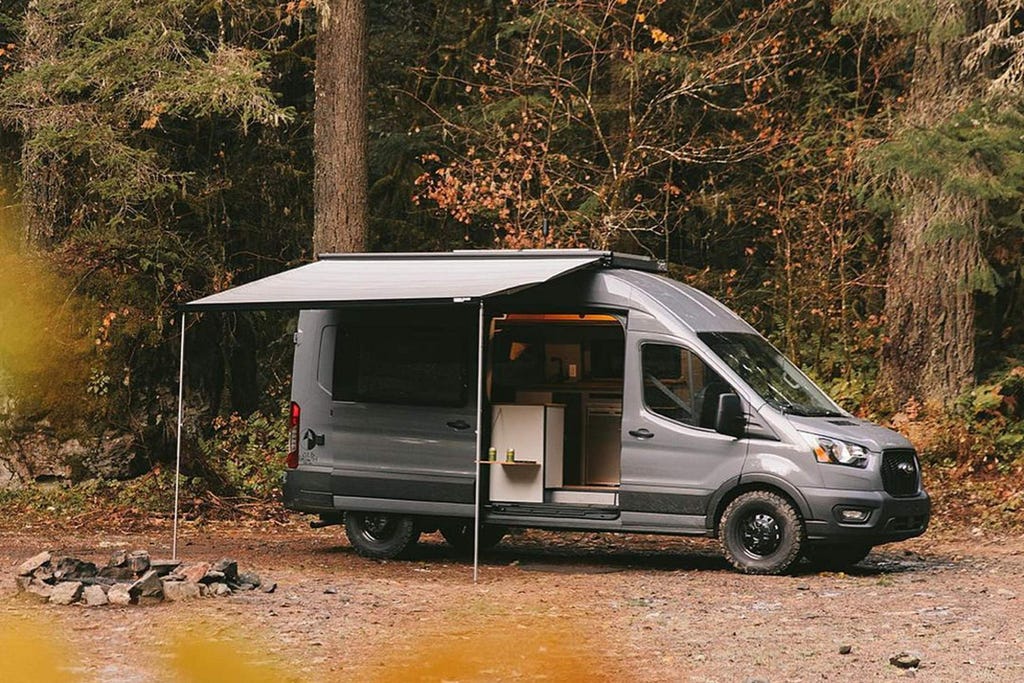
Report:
827,420,858,426
881,449,920,497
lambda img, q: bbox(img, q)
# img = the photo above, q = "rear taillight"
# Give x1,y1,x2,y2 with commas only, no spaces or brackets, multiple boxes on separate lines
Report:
286,401,300,469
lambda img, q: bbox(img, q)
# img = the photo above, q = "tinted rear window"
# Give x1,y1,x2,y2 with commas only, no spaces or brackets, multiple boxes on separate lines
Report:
333,325,468,407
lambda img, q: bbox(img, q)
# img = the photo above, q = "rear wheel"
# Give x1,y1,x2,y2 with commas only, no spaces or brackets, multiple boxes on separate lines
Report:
803,543,873,571
344,512,420,559
439,521,507,553
720,490,804,575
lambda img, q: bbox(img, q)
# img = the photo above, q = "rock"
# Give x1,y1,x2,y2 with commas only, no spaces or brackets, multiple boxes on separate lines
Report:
324,587,338,595
0,455,15,488
17,551,52,576
98,566,136,581
236,583,255,591
1,430,72,485
237,572,261,588
997,588,1016,600
32,564,56,584
53,557,97,581
16,575,32,592
24,579,54,602
49,581,83,605
128,570,163,602
107,584,132,606
80,576,117,587
174,562,211,584
82,585,109,607
149,559,181,577
127,550,151,574
210,582,232,597
200,570,226,584
107,550,128,568
839,645,853,655
80,431,141,480
198,584,209,597
163,580,202,602
260,581,277,594
211,558,238,583
890,652,921,669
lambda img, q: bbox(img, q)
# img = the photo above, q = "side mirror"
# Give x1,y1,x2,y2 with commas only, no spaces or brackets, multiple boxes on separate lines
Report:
715,393,746,439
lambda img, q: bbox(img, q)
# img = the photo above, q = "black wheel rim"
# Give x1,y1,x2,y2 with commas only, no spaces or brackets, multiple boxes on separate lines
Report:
359,514,395,543
739,511,782,557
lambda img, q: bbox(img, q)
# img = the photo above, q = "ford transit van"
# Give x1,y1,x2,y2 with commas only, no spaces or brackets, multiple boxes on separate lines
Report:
277,251,929,574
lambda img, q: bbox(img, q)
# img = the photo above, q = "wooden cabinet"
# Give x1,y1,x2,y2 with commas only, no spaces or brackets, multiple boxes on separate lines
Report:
488,404,564,502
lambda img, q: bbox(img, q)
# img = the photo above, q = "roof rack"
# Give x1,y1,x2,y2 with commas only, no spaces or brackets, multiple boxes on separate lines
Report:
317,249,667,273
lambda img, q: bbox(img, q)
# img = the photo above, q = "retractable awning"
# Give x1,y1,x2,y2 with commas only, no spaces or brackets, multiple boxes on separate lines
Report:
172,249,658,580
183,250,612,311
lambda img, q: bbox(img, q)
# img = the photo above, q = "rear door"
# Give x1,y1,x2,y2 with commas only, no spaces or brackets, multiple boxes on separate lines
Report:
619,329,748,529
326,306,478,504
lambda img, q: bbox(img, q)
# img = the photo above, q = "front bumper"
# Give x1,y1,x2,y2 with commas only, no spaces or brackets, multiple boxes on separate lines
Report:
802,487,930,545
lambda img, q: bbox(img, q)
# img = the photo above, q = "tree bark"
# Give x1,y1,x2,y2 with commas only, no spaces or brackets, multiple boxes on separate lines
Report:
313,0,368,256
881,187,982,406
879,1,985,408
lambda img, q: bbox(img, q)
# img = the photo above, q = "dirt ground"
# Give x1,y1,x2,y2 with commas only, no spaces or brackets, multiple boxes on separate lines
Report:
2,516,1023,682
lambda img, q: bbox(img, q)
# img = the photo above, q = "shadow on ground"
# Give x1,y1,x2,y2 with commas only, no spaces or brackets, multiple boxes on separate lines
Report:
314,529,955,577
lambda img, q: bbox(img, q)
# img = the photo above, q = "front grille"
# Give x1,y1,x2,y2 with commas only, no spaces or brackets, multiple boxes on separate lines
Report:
881,449,920,497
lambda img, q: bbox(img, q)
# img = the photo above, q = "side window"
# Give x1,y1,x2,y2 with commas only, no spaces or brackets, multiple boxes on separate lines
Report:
641,343,730,429
333,326,468,406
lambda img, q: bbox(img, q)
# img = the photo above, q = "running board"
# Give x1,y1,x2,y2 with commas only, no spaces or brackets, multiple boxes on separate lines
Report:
487,502,620,520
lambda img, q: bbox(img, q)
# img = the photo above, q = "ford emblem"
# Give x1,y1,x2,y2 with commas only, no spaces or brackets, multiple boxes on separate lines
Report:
896,461,915,475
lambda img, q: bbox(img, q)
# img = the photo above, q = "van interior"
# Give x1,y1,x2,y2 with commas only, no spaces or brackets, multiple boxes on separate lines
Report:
485,312,625,508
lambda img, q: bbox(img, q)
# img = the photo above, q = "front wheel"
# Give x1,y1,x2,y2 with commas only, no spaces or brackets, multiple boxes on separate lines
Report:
344,512,420,559
720,490,804,575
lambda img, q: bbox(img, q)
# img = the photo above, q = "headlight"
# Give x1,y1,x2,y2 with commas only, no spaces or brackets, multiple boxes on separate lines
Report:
799,432,869,468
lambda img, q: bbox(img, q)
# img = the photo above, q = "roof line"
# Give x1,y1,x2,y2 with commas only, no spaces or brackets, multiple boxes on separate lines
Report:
316,249,666,272
317,249,609,260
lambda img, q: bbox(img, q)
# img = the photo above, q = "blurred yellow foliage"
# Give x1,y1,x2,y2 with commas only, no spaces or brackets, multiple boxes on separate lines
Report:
167,629,296,682
0,182,93,421
0,615,66,682
0,608,606,682
368,612,603,682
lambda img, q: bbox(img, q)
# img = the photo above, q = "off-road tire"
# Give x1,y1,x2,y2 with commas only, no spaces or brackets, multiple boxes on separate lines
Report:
344,512,421,559
439,521,507,554
803,543,873,571
720,490,805,575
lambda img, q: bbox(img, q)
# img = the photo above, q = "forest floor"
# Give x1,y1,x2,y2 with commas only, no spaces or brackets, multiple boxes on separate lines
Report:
1,513,1023,682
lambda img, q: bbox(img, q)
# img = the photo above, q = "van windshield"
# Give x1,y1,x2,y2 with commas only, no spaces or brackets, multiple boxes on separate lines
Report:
697,332,842,417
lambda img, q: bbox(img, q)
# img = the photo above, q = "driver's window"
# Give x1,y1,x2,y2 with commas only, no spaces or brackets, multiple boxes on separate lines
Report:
641,343,729,429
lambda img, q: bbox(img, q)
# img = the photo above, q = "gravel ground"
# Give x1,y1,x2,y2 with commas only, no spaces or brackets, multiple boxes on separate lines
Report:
2,518,1023,682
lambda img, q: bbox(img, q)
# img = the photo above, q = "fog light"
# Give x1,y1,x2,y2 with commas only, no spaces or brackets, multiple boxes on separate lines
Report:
837,507,871,524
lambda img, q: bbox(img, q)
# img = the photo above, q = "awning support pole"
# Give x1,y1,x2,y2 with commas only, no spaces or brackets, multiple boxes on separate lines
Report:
172,311,187,560
473,300,484,582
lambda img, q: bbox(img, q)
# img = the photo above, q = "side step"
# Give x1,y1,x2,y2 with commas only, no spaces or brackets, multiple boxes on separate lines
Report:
487,502,620,520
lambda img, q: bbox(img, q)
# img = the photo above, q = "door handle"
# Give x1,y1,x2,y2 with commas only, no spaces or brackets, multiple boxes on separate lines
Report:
446,419,472,431
628,428,654,440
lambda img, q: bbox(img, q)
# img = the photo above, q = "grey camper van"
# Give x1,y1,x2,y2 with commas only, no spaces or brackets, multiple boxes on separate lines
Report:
278,250,929,575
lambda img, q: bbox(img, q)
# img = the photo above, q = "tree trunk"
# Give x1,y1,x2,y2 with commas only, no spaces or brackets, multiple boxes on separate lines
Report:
879,1,984,408
313,0,368,256
881,187,982,405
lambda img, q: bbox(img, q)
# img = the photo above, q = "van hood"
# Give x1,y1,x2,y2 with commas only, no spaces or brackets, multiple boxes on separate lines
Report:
783,414,914,453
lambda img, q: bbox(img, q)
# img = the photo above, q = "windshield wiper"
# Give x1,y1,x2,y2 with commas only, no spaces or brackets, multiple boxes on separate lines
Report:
776,403,843,418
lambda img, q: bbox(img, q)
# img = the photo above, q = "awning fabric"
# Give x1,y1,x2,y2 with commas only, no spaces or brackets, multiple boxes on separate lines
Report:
183,250,608,311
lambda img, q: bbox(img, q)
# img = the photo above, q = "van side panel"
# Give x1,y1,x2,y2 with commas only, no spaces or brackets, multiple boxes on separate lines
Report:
286,306,478,514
